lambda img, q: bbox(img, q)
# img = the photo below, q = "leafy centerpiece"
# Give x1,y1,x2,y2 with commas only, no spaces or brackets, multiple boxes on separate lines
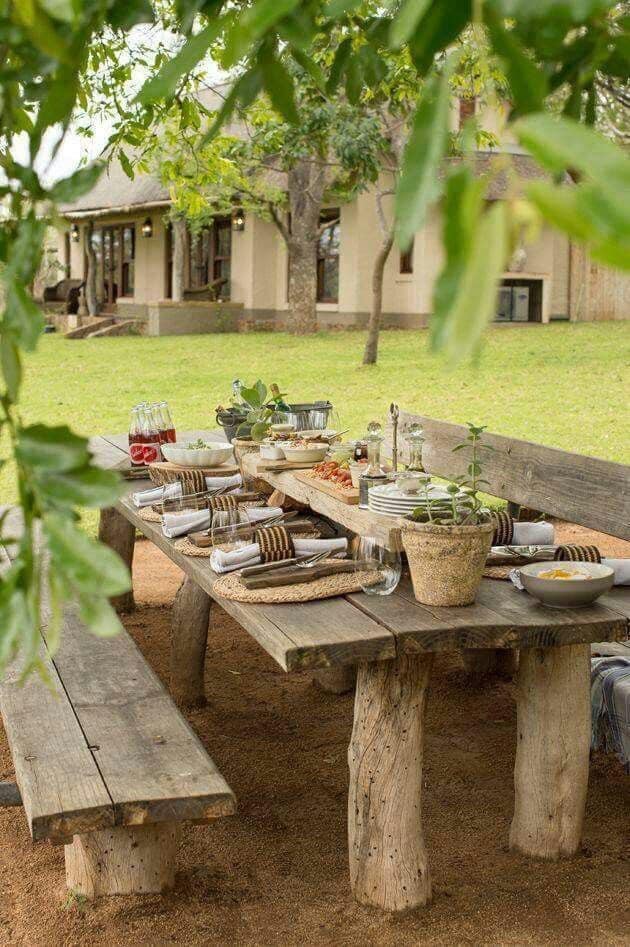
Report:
400,424,494,606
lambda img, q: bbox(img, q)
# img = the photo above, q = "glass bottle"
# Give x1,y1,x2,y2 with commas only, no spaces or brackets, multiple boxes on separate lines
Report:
141,404,162,465
406,423,425,472
128,407,145,467
151,402,167,444
160,401,177,443
358,421,389,508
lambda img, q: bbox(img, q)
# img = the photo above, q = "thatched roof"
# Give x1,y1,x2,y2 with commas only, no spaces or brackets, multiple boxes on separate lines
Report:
60,150,554,218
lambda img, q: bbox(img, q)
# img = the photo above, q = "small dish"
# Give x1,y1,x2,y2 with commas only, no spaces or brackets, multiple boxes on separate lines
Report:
161,441,233,467
259,441,286,461
349,461,368,488
281,442,329,463
270,423,296,435
519,561,614,608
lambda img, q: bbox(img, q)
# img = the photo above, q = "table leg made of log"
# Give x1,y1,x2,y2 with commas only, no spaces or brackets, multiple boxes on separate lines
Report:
348,652,434,912
510,643,591,859
170,576,211,708
98,507,136,612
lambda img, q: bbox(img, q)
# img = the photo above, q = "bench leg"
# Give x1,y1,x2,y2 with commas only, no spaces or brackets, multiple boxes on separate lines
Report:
348,653,433,912
463,648,519,678
510,644,590,859
171,576,211,708
313,666,357,694
98,507,135,613
65,824,180,897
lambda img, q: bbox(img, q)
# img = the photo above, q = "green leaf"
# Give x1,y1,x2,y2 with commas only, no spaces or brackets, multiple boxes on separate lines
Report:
0,586,30,673
78,595,123,638
261,54,299,124
254,380,267,404
49,163,103,202
16,424,90,473
251,420,271,441
435,202,509,362
34,66,79,144
408,0,471,76
224,0,301,66
326,36,353,94
119,150,134,180
108,0,154,30
38,0,75,23
38,466,123,509
484,9,547,115
44,514,131,597
0,333,22,400
324,0,363,17
514,114,630,195
389,0,432,49
345,53,363,105
6,215,46,285
239,385,263,408
4,280,45,351
395,69,450,250
137,20,223,104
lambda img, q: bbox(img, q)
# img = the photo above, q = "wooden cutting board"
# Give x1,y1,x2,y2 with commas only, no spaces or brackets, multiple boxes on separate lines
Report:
293,469,360,505
256,459,317,472
148,461,239,485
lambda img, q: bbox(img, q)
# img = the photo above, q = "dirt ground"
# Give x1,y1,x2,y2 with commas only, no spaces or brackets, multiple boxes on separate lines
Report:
0,524,628,947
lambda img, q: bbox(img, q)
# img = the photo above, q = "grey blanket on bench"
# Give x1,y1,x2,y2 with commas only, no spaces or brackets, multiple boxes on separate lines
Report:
591,655,630,773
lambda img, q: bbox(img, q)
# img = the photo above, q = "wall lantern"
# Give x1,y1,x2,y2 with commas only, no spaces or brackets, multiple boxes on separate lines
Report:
232,208,245,232
70,224,80,242
141,217,153,238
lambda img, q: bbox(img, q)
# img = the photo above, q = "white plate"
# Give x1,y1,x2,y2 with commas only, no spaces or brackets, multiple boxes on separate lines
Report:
369,482,451,501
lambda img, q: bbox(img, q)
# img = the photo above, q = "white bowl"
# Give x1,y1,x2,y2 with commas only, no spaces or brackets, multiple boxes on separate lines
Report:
519,561,614,608
260,441,286,461
161,441,234,467
280,443,329,463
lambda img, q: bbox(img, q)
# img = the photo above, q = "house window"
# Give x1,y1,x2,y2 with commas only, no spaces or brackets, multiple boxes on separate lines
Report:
317,209,340,303
458,96,476,129
400,239,414,275
188,217,231,298
122,225,135,296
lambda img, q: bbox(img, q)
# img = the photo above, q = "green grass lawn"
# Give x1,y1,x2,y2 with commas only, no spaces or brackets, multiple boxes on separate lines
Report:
2,321,628,527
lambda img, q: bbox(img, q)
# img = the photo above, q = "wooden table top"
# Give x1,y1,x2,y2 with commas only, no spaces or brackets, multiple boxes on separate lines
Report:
91,433,630,673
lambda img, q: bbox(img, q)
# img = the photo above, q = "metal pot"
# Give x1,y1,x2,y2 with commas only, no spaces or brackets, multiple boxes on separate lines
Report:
216,407,251,443
277,401,333,432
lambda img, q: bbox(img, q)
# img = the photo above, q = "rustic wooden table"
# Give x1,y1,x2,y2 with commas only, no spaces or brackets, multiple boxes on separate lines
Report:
91,431,630,913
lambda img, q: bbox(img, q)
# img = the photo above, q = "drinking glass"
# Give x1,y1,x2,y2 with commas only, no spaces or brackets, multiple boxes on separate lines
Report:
353,536,401,595
210,509,253,552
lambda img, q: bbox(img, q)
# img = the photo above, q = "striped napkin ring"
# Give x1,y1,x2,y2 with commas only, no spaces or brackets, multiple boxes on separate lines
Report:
180,470,208,495
554,544,601,563
208,494,238,513
255,526,295,563
491,511,514,546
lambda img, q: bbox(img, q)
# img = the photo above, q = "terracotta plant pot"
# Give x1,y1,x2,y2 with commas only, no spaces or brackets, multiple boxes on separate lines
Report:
400,519,494,606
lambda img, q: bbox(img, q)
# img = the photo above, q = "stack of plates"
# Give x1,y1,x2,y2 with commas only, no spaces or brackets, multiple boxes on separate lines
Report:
368,482,453,516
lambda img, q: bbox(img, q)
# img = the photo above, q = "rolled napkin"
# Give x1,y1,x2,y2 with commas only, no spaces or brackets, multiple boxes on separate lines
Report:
510,558,630,590
210,536,348,574
161,505,283,540
132,473,243,508
512,521,554,545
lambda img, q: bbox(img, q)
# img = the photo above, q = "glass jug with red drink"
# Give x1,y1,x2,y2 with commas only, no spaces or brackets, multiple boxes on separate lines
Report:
160,401,176,443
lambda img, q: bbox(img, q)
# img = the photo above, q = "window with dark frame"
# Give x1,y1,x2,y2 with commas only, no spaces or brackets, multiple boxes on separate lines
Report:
122,225,135,296
400,238,414,275
188,217,231,298
317,209,340,303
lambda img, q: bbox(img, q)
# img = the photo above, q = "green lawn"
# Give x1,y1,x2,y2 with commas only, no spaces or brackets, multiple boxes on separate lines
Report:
3,322,628,523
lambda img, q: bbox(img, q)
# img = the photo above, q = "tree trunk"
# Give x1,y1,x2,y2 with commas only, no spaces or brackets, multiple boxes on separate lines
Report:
363,233,394,365
286,158,325,335
170,576,211,708
348,653,434,912
172,218,187,303
85,220,98,317
98,508,135,613
509,644,591,859
65,824,180,897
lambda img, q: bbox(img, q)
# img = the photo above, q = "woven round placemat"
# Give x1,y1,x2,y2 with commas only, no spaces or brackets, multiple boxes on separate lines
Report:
213,569,381,603
483,565,511,581
138,507,162,523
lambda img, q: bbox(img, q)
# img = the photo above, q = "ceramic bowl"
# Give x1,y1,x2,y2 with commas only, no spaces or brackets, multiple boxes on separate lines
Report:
161,441,234,467
280,443,329,463
519,561,614,608
259,441,286,461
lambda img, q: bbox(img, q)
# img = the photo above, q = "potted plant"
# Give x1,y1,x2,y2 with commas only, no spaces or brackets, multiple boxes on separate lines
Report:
226,381,289,469
400,424,494,606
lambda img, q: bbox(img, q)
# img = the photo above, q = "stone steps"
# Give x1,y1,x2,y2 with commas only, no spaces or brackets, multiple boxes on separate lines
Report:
88,320,137,338
64,317,116,339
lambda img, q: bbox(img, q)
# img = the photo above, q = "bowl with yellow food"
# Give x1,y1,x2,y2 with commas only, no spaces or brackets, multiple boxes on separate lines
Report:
519,561,614,608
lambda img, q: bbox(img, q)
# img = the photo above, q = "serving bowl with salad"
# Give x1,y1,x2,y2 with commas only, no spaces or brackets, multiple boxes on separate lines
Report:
161,439,234,467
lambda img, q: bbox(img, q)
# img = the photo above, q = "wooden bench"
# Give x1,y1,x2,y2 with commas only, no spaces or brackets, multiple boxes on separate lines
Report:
0,511,235,898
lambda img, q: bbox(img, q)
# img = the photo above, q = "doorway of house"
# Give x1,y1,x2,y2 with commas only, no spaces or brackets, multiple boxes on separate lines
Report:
87,224,135,310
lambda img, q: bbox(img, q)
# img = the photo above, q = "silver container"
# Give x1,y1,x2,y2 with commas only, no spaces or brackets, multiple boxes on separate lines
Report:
276,401,333,432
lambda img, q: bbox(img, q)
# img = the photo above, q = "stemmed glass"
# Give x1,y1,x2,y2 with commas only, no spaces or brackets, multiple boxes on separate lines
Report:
353,536,402,595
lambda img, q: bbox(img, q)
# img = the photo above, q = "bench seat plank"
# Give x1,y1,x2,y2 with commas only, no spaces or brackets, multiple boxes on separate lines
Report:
118,489,396,670
49,609,236,825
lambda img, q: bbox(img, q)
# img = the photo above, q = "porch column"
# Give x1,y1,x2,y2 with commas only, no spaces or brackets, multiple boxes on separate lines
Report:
172,218,186,302
85,220,98,316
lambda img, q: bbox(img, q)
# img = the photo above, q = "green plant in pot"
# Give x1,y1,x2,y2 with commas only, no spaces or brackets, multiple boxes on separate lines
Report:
400,424,494,606
235,381,289,442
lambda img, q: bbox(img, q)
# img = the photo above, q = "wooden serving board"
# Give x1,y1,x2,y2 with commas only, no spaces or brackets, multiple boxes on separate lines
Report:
293,469,360,505
148,461,239,485
256,459,317,472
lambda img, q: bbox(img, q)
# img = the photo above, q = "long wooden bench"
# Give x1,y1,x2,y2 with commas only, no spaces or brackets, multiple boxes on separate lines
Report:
0,511,235,898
